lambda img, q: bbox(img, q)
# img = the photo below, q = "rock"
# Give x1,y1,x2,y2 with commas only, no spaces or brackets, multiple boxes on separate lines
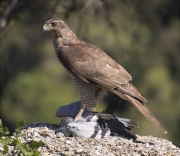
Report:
1,122,179,155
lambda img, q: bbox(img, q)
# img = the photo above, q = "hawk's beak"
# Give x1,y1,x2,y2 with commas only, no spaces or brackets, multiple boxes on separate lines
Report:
43,24,48,33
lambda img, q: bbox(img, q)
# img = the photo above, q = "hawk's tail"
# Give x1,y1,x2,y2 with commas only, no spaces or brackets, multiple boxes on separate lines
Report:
124,94,167,134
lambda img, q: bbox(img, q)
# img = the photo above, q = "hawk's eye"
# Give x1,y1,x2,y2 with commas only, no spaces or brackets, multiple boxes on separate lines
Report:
51,22,57,27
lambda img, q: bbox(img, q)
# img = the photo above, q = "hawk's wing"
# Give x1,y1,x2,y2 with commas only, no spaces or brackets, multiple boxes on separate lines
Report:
57,41,168,134
60,42,146,103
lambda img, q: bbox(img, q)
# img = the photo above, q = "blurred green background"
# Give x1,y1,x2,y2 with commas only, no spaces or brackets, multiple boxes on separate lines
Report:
1,0,179,147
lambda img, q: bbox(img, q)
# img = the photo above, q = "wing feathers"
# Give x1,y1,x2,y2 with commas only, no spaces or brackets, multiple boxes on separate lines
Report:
124,94,167,134
93,77,147,103
61,41,167,134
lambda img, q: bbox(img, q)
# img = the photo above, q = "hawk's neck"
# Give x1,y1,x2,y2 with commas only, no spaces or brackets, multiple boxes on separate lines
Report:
54,35,81,47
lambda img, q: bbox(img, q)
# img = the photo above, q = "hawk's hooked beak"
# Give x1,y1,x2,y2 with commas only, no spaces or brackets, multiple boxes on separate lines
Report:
43,24,48,33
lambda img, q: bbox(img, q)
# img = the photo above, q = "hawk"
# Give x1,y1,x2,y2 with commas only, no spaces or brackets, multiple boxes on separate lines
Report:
43,18,167,134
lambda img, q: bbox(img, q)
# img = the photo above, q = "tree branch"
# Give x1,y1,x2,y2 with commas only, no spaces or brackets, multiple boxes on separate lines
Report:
0,0,20,31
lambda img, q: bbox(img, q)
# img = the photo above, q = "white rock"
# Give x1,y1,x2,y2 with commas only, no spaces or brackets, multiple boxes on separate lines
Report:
65,140,71,144
34,131,40,137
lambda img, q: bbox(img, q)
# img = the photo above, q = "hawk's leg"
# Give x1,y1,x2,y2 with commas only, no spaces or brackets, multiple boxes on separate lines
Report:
73,76,97,121
74,104,86,121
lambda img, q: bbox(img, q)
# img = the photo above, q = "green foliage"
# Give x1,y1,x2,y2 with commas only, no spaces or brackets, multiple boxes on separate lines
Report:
14,138,42,156
0,120,11,150
0,137,11,147
0,120,41,155
3,145,8,154
0,123,10,137
15,120,26,133
29,141,42,151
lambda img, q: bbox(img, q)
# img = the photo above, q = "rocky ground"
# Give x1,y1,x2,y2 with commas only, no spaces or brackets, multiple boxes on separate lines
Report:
1,122,180,156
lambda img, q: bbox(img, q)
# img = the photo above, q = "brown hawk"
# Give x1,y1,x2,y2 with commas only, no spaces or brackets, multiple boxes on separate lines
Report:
43,18,167,134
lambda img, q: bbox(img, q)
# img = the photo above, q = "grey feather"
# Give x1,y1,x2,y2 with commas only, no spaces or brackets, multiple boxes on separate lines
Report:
56,101,138,139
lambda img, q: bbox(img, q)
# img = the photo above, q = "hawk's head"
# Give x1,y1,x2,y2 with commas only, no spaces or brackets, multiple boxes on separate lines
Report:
43,18,70,38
